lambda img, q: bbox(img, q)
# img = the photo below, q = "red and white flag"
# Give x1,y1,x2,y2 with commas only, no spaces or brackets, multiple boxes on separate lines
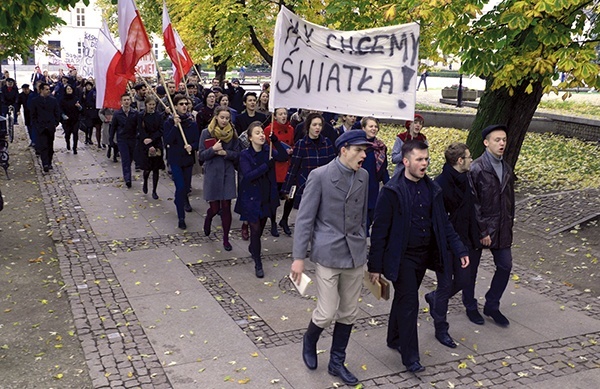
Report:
94,21,129,109
162,1,193,86
117,0,152,80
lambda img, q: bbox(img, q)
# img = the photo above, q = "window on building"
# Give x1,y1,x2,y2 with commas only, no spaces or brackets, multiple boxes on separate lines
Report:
23,46,36,65
48,40,61,57
77,42,83,55
154,43,159,57
76,8,85,27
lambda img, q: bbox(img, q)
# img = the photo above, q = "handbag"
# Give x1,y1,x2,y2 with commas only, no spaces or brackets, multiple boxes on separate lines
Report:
148,148,162,158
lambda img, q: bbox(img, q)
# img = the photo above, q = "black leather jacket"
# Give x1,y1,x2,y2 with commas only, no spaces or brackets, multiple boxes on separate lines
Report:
468,151,515,249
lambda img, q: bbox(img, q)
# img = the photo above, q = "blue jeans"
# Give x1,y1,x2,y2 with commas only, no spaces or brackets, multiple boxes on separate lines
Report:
170,163,193,220
463,247,512,311
117,139,136,183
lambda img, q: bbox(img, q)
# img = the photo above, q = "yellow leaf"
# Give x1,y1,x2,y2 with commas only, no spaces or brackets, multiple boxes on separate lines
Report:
127,372,133,378
361,364,367,370
238,378,251,384
54,373,63,379
511,274,520,281
501,361,509,367
250,352,259,357
458,361,468,369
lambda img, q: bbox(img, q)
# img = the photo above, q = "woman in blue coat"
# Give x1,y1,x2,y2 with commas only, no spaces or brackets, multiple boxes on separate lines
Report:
237,121,288,278
163,95,200,230
199,106,240,251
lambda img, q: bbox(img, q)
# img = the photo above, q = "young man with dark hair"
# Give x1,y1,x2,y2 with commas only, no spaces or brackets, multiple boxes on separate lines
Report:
291,130,372,386
466,124,515,327
109,93,138,188
425,142,480,348
17,84,34,146
368,140,468,373
30,82,60,172
234,92,266,135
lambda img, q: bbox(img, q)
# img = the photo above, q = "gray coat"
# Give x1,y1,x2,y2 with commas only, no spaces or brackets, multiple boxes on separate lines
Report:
292,158,369,269
198,128,240,201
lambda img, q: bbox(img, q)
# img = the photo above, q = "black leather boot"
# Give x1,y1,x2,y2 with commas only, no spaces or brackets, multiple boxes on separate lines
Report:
302,321,324,370
328,322,358,385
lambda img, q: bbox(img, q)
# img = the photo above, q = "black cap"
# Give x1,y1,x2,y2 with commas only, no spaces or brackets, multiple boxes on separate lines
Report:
334,129,373,151
133,83,145,91
21,84,30,89
481,124,507,140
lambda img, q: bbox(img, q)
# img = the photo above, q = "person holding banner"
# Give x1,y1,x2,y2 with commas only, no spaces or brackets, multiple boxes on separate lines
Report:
237,121,288,278
199,106,241,251
163,95,199,230
280,112,336,235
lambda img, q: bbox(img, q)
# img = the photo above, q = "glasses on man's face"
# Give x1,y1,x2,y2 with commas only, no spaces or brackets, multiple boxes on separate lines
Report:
178,102,189,106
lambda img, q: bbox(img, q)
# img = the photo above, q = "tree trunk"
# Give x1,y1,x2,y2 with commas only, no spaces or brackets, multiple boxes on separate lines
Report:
467,77,544,170
214,59,228,85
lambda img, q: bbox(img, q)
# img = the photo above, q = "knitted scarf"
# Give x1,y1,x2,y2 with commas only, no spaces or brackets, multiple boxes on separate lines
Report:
371,138,387,173
208,117,235,143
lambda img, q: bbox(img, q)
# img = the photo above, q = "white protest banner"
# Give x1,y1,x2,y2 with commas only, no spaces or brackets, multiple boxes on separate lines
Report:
135,52,156,77
270,7,419,120
79,32,98,78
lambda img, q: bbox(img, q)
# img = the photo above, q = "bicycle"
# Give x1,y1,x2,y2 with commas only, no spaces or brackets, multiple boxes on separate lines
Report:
0,138,9,179
7,106,14,143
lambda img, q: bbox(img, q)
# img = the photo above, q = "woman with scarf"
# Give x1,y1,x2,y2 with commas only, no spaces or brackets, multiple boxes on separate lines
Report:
237,121,288,277
263,107,294,237
360,117,390,232
59,84,82,154
199,106,241,251
164,95,200,230
137,97,165,200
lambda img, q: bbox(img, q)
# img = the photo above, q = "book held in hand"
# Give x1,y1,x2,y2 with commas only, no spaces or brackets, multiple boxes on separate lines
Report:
289,272,311,295
363,271,390,300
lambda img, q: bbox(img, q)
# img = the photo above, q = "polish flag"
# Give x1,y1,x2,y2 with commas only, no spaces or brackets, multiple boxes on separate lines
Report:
162,1,193,86
117,0,152,80
94,21,129,109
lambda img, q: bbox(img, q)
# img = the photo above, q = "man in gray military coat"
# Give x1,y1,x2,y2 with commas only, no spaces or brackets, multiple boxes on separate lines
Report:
290,130,371,386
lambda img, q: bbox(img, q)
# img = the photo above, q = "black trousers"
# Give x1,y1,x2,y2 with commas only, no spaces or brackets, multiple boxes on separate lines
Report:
387,248,428,367
36,128,55,168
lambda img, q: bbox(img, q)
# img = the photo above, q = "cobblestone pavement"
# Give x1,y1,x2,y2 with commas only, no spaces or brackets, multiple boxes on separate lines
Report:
32,136,599,388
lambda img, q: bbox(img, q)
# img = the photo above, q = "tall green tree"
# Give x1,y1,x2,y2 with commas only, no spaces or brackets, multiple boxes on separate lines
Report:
0,0,89,59
324,0,600,169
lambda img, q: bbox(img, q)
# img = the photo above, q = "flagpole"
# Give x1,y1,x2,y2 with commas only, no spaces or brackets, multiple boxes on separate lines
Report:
175,52,189,96
192,64,202,84
149,49,191,153
137,73,169,111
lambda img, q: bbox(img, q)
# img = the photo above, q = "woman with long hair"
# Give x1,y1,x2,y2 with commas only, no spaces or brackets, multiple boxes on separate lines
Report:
256,91,270,117
199,106,240,251
137,96,165,199
59,84,82,154
280,112,336,235
163,95,200,230
237,121,288,277
360,117,390,231
263,107,294,237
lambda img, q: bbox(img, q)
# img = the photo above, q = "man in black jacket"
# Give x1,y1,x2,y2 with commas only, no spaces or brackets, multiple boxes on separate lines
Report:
109,94,138,188
17,84,34,146
467,124,515,327
368,140,468,373
30,83,60,172
425,143,480,349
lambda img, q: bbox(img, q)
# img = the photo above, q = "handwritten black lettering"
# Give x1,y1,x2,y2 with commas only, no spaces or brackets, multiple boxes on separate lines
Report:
357,37,371,55
276,57,295,93
339,36,353,55
304,25,314,43
357,68,374,93
297,59,315,92
326,34,337,52
401,65,415,92
378,70,393,94
326,64,340,92
371,35,388,54
342,64,360,91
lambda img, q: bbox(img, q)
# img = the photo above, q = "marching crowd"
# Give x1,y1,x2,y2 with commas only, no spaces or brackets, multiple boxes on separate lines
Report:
1,68,515,386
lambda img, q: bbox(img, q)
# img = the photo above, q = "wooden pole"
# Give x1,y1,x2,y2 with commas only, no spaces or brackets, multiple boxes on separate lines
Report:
149,50,190,151
175,53,189,96
137,74,168,111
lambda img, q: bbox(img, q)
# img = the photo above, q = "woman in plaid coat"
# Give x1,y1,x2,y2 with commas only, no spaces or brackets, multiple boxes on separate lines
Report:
280,112,336,234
